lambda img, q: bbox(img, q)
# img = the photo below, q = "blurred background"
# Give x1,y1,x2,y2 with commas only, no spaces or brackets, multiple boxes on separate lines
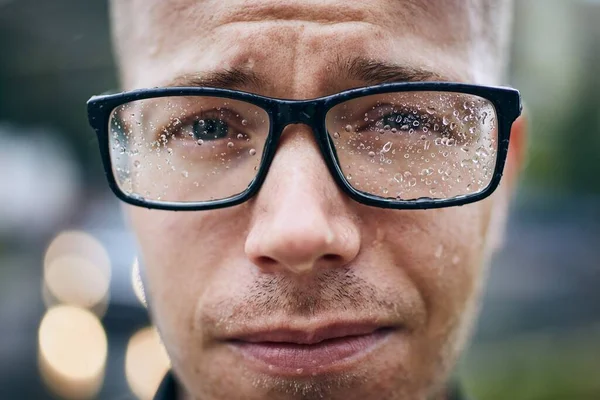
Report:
0,0,599,399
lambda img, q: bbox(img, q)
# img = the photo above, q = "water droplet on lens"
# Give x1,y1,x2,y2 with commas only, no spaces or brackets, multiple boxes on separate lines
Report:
333,132,340,139
450,122,457,131
227,142,234,148
197,139,204,146
133,160,141,168
394,173,403,183
181,170,189,178
382,141,392,153
241,119,248,126
249,148,257,156
378,167,385,174
442,116,450,126
408,178,417,187
345,124,353,132
368,151,376,158
481,112,488,124
426,107,436,114
237,133,244,140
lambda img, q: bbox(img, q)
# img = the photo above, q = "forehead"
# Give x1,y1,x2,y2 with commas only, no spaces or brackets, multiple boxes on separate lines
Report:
113,0,488,91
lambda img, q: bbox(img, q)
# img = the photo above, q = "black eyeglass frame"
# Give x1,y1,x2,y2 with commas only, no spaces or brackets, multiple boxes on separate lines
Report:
87,82,522,211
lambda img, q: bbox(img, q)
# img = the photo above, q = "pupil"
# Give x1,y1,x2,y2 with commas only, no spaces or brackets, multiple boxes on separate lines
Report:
193,119,229,140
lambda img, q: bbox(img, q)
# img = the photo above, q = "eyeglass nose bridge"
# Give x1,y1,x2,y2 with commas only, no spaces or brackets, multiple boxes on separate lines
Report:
276,101,320,126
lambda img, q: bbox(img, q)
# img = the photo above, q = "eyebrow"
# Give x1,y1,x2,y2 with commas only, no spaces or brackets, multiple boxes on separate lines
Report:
163,56,451,91
341,56,452,84
165,67,266,90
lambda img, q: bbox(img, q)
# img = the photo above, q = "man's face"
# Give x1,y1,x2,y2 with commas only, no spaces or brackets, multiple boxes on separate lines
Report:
115,1,520,399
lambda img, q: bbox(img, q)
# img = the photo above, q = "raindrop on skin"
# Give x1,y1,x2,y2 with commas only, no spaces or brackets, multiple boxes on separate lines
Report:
434,245,444,259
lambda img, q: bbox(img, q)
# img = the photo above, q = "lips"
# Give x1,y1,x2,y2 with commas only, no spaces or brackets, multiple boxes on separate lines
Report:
225,322,397,375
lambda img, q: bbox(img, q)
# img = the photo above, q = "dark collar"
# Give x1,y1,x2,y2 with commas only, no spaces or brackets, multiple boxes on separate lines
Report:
154,371,177,400
153,372,471,400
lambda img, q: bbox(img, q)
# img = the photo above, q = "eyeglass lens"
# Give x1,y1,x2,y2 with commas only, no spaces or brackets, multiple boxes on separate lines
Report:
325,92,498,200
107,91,497,204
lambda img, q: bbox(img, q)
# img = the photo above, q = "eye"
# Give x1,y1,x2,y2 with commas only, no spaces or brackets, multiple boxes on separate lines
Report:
380,112,422,130
359,109,427,133
191,118,230,141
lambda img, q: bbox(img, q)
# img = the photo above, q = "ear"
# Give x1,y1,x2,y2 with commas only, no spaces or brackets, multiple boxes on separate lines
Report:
503,110,528,190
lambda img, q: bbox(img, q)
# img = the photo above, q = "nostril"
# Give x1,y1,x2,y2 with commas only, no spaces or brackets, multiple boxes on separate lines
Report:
323,254,342,263
256,256,278,268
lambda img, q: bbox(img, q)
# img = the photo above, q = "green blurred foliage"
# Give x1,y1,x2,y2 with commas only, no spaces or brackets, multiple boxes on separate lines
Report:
511,0,600,195
463,327,600,400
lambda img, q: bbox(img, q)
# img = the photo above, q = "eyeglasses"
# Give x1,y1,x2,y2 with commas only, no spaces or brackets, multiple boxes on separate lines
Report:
87,82,521,211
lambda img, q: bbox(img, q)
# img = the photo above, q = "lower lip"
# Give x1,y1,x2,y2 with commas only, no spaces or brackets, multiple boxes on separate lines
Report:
228,328,394,375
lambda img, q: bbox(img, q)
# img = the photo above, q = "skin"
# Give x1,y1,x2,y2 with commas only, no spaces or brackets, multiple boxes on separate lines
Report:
111,1,526,399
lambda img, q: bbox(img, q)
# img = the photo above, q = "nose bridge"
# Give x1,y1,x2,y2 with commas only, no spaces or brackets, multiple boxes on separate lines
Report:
278,100,320,126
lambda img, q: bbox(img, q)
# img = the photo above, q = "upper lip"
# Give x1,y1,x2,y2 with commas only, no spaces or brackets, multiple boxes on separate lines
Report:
226,322,394,345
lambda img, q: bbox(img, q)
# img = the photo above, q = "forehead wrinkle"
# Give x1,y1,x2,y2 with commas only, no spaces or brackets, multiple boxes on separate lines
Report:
112,0,497,89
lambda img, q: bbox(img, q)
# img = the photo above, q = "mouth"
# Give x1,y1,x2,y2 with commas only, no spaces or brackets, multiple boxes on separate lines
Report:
225,322,398,376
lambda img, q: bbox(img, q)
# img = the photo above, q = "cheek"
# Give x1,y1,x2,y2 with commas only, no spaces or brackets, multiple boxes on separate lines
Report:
364,201,493,335
126,205,250,361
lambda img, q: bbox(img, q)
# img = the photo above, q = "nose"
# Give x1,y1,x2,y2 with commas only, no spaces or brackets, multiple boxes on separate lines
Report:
244,125,361,276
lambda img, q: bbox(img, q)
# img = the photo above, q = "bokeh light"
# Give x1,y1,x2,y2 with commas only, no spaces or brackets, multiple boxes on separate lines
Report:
38,305,108,400
125,327,171,400
43,230,111,315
